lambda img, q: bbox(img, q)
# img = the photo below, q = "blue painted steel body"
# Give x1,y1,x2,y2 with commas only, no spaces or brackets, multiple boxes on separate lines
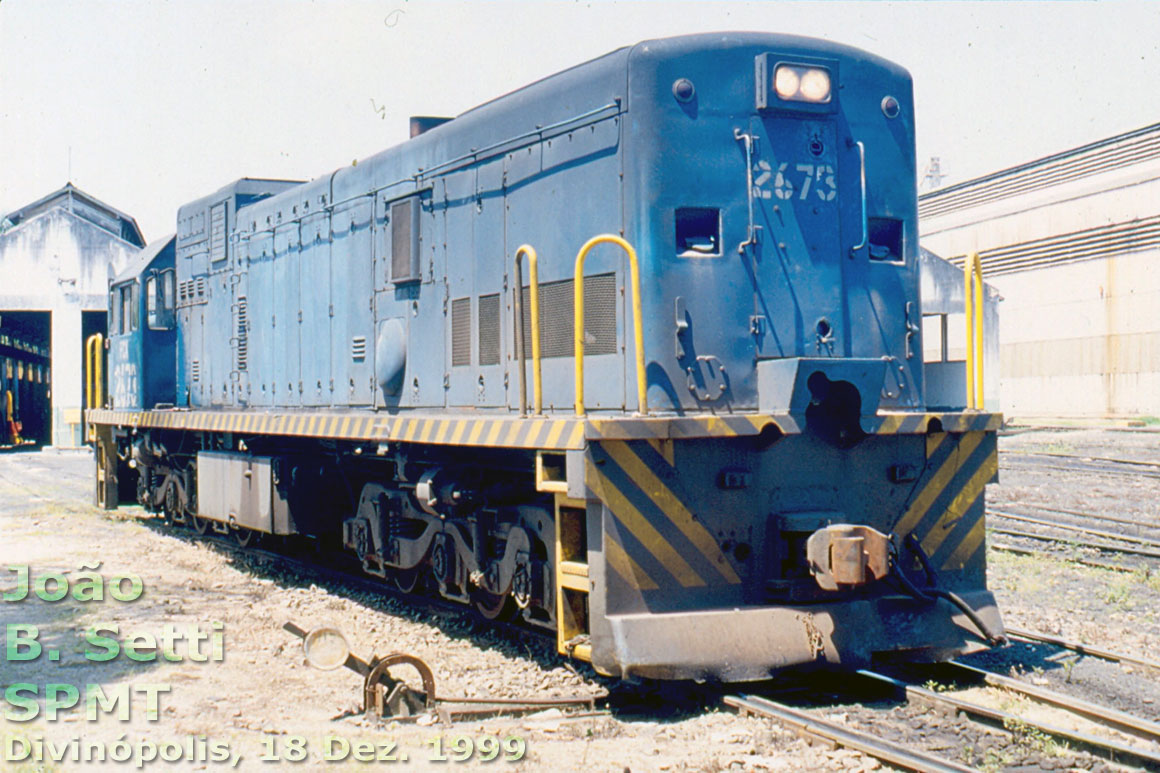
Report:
159,34,921,417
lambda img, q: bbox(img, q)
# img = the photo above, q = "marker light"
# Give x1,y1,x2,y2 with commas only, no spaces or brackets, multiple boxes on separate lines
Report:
774,65,832,104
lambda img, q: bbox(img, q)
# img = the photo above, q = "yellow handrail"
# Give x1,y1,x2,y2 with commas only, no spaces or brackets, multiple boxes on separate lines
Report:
85,333,104,412
573,235,646,417
964,253,984,410
4,390,15,444
514,245,542,416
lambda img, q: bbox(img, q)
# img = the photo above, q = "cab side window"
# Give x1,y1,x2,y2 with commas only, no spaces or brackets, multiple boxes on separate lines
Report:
116,282,138,334
147,271,176,330
109,290,121,335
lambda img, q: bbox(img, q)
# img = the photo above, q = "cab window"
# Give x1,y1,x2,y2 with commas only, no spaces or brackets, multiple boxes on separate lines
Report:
109,290,120,335
147,270,176,330
116,282,138,334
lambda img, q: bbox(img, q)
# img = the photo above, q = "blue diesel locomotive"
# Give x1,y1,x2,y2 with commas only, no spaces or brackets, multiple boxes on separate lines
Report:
89,33,1004,681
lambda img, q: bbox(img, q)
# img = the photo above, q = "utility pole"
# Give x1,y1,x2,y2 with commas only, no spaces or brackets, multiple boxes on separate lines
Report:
921,157,945,191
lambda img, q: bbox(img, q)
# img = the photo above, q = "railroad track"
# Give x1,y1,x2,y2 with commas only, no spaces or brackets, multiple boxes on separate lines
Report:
862,665,1160,770
986,503,1160,562
999,449,1160,481
728,651,1160,772
725,694,975,773
1004,627,1160,674
131,503,1160,770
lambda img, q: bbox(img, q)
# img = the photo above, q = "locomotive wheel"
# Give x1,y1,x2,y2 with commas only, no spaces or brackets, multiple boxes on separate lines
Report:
161,482,179,526
190,514,210,535
472,589,518,621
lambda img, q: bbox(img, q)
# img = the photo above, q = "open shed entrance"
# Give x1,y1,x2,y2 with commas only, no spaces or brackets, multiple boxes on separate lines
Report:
0,310,51,448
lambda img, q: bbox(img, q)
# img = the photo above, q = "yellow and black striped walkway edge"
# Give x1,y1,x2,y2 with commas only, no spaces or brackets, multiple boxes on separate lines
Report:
86,408,1001,451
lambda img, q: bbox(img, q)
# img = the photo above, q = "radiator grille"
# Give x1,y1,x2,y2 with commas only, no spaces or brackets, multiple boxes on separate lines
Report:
451,297,471,367
235,297,248,371
391,198,417,282
478,294,501,366
521,273,617,359
209,202,227,262
351,335,367,361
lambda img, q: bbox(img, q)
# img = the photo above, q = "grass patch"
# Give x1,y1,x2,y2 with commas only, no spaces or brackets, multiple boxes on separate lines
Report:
988,546,1160,616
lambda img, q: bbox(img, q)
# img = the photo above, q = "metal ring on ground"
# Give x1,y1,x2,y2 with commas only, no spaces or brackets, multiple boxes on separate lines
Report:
302,627,351,671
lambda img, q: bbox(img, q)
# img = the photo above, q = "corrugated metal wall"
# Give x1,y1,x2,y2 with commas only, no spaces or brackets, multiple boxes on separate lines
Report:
920,123,1160,419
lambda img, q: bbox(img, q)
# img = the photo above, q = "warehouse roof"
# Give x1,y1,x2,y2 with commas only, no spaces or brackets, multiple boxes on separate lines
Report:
919,121,1160,220
1,182,145,247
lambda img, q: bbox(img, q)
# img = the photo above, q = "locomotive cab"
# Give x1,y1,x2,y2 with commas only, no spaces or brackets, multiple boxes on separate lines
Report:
107,235,177,410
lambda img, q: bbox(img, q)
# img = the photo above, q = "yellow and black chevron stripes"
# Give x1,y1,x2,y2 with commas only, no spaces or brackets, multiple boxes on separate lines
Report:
872,411,1002,435
586,414,797,440
85,409,585,450
86,407,1003,449
604,532,659,591
586,439,741,591
893,430,999,574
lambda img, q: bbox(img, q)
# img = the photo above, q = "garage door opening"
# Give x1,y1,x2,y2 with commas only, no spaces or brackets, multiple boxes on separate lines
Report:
0,310,51,448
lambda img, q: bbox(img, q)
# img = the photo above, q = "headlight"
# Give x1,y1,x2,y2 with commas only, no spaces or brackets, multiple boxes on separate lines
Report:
773,65,831,104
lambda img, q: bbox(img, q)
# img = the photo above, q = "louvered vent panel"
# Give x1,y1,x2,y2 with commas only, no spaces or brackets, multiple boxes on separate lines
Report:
196,277,206,297
351,335,367,361
235,297,248,371
191,360,201,382
478,294,501,366
521,272,617,359
451,297,471,367
209,202,227,262
391,198,416,281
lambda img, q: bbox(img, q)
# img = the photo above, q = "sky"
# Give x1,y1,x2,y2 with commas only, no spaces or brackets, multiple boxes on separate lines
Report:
1,0,1159,243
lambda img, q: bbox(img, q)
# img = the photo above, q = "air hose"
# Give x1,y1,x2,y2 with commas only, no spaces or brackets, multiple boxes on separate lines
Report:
892,534,1007,647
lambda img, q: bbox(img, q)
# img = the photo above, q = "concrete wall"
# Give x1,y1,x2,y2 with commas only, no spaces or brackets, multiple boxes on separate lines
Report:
920,132,1160,420
0,208,138,445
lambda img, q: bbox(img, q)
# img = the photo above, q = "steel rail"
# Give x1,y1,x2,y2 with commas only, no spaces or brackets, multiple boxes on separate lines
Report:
1005,627,1160,674
1002,449,1160,470
999,457,1160,480
858,670,1160,770
724,694,976,773
986,524,1160,560
945,661,1160,744
987,508,1160,549
990,542,1133,573
992,499,1160,533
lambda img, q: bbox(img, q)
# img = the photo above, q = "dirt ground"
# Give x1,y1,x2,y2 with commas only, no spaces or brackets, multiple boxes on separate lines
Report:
1,426,1158,772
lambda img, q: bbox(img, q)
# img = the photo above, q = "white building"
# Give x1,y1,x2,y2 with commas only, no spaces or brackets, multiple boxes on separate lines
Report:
0,184,143,446
919,123,1160,420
